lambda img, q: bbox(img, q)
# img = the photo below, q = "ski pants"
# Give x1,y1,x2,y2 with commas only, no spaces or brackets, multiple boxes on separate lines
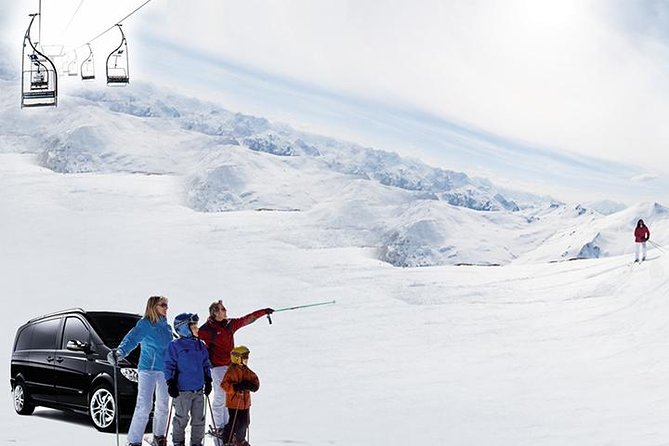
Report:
127,370,169,444
221,408,250,444
210,366,229,429
171,390,206,446
635,241,647,261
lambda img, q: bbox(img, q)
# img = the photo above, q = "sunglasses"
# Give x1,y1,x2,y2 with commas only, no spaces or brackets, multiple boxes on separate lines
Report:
157,302,169,308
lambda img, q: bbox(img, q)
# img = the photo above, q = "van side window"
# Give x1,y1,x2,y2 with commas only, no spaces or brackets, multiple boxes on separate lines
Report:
15,325,34,351
30,319,60,350
61,317,90,349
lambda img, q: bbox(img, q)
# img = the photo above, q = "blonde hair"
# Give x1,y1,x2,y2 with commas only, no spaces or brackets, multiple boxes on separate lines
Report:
144,295,168,323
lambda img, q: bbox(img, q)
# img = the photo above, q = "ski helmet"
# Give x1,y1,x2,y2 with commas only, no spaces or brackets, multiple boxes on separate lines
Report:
231,345,250,364
174,313,199,338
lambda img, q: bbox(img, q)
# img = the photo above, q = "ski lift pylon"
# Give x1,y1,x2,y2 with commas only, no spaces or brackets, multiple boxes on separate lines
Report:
106,24,129,86
80,43,95,80
21,14,58,108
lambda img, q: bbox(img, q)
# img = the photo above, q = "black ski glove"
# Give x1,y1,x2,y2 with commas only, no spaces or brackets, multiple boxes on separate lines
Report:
238,380,258,392
233,382,252,392
264,308,274,315
167,379,179,398
204,376,212,396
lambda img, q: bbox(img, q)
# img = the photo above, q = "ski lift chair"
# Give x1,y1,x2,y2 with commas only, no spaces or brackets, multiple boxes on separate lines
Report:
106,25,129,86
80,43,95,80
21,14,57,108
65,58,78,77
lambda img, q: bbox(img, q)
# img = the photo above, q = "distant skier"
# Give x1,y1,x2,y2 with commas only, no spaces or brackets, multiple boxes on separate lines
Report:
219,345,260,446
198,301,273,439
634,219,650,262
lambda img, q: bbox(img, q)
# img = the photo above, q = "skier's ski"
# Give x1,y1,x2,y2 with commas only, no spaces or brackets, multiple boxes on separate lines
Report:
206,429,224,446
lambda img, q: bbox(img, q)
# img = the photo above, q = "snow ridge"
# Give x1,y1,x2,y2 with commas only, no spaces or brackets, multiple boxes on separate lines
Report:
1,78,667,267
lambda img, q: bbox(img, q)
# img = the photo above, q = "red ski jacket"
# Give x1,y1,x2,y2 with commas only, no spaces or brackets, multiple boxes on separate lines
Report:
198,310,267,367
634,226,650,243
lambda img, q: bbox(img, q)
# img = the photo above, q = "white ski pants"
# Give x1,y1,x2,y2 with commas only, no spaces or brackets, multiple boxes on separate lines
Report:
127,370,169,444
210,366,230,429
635,241,647,261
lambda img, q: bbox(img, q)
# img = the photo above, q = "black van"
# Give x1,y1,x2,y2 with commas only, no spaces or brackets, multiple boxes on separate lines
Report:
10,308,142,432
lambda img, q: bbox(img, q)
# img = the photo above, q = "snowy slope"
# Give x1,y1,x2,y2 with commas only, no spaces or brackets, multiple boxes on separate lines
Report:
2,152,669,446
4,45,669,445
517,202,669,264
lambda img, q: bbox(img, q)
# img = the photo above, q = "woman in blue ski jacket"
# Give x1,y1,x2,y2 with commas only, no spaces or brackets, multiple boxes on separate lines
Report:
110,295,173,446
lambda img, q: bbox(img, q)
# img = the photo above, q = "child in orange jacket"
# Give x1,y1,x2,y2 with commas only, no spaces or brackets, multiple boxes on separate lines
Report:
219,345,260,446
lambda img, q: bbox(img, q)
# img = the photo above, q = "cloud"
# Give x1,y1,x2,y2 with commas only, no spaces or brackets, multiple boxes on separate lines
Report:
631,173,659,183
3,0,669,177
134,0,669,173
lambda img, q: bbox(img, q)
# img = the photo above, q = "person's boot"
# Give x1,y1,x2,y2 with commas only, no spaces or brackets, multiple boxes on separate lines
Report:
152,435,167,446
231,434,250,446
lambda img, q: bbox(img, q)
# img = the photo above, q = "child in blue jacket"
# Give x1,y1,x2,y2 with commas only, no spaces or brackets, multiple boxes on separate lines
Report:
164,313,213,446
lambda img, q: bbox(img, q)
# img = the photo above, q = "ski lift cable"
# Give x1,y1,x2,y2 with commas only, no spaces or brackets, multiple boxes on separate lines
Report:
62,0,155,55
59,0,86,41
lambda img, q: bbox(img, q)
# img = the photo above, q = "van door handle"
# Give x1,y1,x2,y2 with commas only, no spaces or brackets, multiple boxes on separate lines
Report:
46,356,54,362
55,357,64,363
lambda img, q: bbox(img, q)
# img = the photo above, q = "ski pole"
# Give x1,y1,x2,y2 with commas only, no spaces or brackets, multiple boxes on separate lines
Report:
274,300,336,313
112,357,120,446
649,240,667,253
266,300,335,324
205,395,219,445
164,397,173,443
228,408,239,445
246,409,251,445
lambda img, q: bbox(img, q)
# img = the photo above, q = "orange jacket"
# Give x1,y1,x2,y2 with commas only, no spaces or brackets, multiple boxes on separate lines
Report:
221,364,260,410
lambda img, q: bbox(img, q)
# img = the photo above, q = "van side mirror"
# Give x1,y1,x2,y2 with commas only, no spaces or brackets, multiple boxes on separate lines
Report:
66,339,90,352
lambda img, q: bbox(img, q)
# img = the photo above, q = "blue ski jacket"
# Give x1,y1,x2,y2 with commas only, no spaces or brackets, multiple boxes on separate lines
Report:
164,337,212,391
117,316,173,372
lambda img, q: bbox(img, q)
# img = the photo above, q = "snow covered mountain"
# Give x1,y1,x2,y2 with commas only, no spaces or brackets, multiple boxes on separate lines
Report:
1,71,666,267
5,47,669,446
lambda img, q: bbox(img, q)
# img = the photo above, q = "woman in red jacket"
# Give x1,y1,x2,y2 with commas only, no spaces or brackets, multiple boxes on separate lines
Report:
634,219,650,262
198,301,272,438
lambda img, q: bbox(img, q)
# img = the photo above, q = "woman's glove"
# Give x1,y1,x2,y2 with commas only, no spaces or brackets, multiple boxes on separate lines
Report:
106,349,123,365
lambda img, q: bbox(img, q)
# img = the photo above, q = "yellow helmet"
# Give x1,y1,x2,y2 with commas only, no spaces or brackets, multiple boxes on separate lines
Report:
230,345,250,365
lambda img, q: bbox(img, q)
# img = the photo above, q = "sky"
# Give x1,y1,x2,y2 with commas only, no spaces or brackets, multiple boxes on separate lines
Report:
2,0,669,204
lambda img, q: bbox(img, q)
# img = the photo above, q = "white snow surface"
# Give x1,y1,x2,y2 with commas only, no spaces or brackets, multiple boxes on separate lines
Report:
2,78,669,445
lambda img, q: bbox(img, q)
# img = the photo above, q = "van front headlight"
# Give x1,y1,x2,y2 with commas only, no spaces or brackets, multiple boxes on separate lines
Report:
120,368,138,383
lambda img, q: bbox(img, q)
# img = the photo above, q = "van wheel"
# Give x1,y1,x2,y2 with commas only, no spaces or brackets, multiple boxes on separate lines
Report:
89,384,117,432
13,380,35,415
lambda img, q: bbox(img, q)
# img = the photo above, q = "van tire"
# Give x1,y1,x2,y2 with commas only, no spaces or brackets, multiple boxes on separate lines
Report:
13,380,35,415
89,384,117,432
